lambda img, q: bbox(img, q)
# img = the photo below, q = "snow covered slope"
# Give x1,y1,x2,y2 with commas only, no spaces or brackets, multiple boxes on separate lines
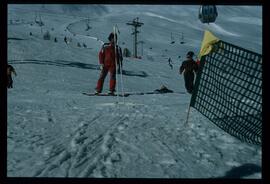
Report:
7,5,262,178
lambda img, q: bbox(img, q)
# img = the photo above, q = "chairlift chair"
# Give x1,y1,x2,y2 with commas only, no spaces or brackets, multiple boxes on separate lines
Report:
199,5,218,24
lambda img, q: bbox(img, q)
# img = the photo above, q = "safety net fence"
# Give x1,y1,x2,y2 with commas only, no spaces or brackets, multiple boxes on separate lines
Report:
190,40,262,145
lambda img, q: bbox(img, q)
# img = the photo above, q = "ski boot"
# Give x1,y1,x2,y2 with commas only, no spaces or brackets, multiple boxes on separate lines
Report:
108,90,115,96
94,90,101,95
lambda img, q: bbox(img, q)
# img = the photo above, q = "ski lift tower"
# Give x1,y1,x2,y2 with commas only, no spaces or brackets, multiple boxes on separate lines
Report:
137,40,145,56
35,12,44,34
126,17,144,58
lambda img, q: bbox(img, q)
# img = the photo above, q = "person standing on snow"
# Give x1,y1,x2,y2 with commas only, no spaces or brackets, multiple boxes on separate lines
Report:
7,64,17,88
95,32,123,95
179,51,198,94
168,57,173,70
64,36,68,44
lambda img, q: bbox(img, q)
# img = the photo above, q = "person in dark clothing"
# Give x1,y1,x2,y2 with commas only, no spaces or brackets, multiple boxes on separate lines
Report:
168,57,173,70
95,32,123,95
179,51,198,94
117,47,123,74
7,64,17,88
64,36,68,44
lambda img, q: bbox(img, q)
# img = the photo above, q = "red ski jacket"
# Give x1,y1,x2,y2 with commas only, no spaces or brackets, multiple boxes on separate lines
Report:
99,43,122,67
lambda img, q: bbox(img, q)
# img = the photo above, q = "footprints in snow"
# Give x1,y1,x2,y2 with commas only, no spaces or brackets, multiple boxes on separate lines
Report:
35,108,130,177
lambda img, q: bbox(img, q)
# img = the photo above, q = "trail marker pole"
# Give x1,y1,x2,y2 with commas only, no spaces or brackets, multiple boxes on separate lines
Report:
185,104,191,126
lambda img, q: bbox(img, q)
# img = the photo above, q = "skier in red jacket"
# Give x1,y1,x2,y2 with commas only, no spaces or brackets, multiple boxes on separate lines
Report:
95,32,123,95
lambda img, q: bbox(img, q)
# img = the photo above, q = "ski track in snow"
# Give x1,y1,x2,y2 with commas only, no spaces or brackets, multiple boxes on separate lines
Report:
8,100,218,177
27,103,183,177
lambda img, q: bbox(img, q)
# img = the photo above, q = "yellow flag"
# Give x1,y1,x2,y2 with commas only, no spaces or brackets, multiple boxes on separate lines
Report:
198,30,220,59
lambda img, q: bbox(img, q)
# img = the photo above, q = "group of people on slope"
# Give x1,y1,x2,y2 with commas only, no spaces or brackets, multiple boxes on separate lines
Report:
6,32,199,95
95,32,199,95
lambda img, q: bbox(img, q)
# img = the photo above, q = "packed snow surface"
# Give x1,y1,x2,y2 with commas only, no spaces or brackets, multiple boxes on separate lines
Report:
7,5,262,178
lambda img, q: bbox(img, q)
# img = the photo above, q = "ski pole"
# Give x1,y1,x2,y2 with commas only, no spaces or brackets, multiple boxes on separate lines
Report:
114,25,125,104
113,26,120,104
119,57,125,104
115,25,125,97
185,104,191,126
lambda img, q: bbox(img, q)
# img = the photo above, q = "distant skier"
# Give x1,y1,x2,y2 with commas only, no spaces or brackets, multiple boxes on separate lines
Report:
64,36,68,44
168,57,173,70
179,51,198,94
7,64,17,88
95,32,123,95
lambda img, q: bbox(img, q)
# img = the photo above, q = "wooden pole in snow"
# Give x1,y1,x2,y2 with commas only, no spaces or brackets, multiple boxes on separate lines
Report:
185,104,191,126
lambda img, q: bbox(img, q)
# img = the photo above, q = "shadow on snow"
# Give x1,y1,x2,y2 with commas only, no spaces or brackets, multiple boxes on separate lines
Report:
9,59,148,78
220,163,261,178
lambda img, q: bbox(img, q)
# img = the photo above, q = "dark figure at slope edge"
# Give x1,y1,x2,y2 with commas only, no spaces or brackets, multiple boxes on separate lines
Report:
7,64,17,88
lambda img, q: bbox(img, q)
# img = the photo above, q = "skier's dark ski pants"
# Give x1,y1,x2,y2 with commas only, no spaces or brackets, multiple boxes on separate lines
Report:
7,75,13,88
184,71,194,94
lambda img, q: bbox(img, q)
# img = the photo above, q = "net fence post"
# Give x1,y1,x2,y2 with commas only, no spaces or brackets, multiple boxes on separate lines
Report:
185,104,191,126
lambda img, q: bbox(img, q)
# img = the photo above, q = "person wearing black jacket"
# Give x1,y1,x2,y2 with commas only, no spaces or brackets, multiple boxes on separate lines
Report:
7,64,17,88
179,51,198,94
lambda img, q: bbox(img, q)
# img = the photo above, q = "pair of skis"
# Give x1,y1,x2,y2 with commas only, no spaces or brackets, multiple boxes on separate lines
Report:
82,91,185,97
113,25,125,100
82,92,129,97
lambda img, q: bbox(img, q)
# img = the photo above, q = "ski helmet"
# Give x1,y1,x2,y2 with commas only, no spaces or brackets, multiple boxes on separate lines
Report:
108,32,117,42
186,51,194,58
